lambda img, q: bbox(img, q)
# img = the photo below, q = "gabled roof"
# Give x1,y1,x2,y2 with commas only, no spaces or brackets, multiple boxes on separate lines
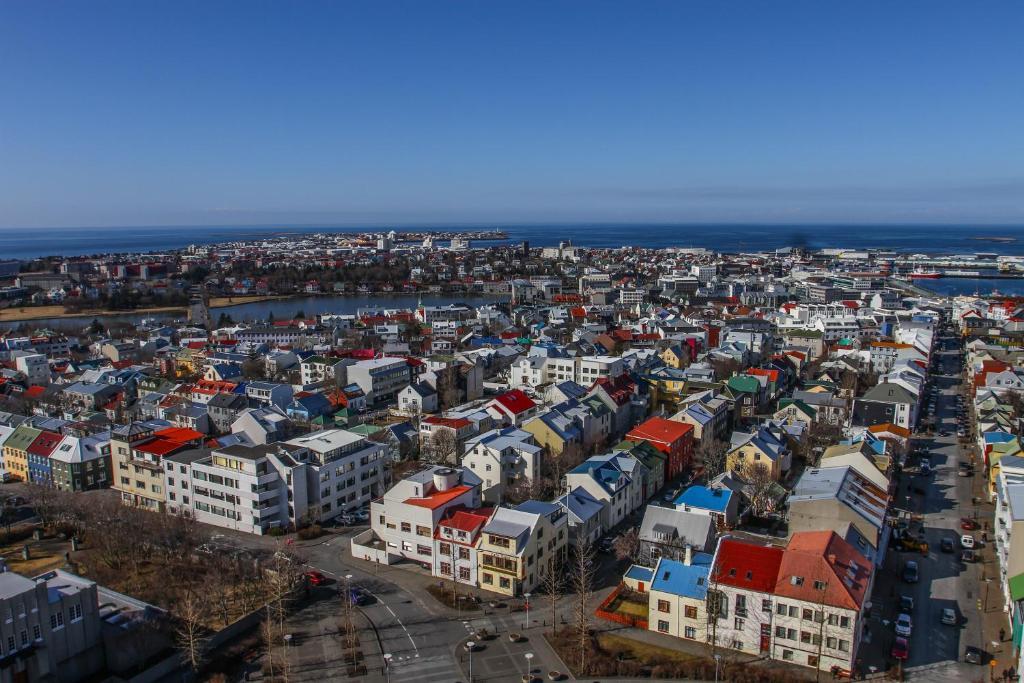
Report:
675,485,732,512
775,530,872,610
491,389,536,415
627,416,693,446
713,538,784,593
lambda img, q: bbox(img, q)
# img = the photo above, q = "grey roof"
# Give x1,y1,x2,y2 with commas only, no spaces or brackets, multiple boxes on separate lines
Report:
638,506,716,552
861,382,916,405
555,486,605,524
0,572,36,600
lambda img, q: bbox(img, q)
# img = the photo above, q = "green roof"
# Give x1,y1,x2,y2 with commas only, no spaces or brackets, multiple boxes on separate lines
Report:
347,424,383,436
1009,573,1024,602
727,375,760,394
777,398,817,419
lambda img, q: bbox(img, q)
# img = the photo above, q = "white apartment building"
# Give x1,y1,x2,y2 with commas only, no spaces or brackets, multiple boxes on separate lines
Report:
11,351,49,386
462,427,542,504
477,501,568,596
362,465,482,566
347,357,410,405
164,442,311,535
285,429,389,520
510,354,624,388
433,505,494,588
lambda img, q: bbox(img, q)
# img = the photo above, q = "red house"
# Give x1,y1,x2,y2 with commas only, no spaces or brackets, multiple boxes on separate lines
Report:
626,416,694,479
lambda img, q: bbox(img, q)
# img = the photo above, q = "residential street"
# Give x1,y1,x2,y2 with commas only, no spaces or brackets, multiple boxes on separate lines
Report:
861,332,1003,681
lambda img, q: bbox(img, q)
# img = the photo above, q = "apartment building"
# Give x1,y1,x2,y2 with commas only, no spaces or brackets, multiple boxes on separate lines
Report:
285,429,389,520
510,354,624,388
709,538,784,656
110,422,205,512
477,500,567,596
433,505,494,588
462,427,542,504
2,425,41,482
49,433,112,492
363,465,482,566
164,442,311,535
299,356,352,387
0,569,103,682
11,351,49,386
347,357,410,405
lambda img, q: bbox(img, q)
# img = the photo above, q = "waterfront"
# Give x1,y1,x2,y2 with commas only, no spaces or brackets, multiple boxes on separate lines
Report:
3,223,1024,260
0,293,507,331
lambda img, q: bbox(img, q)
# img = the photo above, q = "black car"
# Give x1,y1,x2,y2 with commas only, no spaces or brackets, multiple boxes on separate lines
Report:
940,537,955,552
965,646,985,664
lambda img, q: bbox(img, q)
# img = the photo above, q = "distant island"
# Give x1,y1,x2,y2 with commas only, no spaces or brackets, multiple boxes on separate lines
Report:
969,236,1018,243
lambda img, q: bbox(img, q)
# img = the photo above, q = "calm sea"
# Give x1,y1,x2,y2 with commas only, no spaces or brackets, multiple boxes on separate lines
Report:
2,223,1024,259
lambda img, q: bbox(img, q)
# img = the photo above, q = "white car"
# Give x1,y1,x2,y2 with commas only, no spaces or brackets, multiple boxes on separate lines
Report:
895,613,913,637
961,535,976,549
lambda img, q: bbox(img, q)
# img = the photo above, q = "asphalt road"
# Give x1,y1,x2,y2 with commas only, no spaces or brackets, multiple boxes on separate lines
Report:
873,333,993,681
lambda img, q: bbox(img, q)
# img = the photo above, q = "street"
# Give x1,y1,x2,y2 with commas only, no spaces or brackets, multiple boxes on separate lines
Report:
863,330,1001,681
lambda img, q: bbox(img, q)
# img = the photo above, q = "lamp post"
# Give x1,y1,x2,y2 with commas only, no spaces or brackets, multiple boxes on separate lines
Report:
383,653,392,683
466,640,475,683
523,592,531,629
714,654,721,683
524,652,534,681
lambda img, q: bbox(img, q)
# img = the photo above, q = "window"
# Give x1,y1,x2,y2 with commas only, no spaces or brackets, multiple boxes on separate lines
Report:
657,620,670,633
775,626,786,638
813,580,827,590
19,631,27,647
828,614,839,626
657,600,671,613
782,650,794,661
6,636,13,652
788,606,798,617
839,616,851,629
808,655,819,668
827,637,838,650
776,603,787,616
499,577,511,589
839,640,850,652
684,626,697,639
684,605,698,619
440,562,452,576
734,618,744,630
762,599,772,613
50,612,64,630
439,542,452,556
400,522,411,533
800,631,811,644
732,640,743,650
458,547,470,560
416,544,431,556
482,573,493,585
735,595,747,616
459,567,471,581
802,608,813,620
32,625,40,641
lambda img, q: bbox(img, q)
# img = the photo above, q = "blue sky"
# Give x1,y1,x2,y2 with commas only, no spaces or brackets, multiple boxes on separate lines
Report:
1,1,1022,228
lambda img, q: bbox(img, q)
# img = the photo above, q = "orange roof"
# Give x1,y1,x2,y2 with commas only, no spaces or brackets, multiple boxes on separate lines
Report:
870,341,912,349
627,416,693,446
867,423,911,439
405,484,472,510
775,530,872,611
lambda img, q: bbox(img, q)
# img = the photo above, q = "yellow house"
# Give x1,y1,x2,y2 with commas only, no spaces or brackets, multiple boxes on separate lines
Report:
726,427,789,481
659,344,690,370
522,413,582,461
2,425,41,482
477,504,567,597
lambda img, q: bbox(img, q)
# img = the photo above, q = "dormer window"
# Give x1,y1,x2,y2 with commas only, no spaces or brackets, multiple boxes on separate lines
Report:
791,576,804,586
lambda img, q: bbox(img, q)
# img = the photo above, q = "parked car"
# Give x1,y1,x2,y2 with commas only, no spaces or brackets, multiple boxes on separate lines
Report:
964,646,984,664
304,570,327,586
899,595,915,612
961,535,976,549
349,586,374,606
960,517,979,531
895,613,913,637
958,462,973,477
940,537,955,553
902,561,919,583
941,608,958,625
961,549,977,563
891,636,910,660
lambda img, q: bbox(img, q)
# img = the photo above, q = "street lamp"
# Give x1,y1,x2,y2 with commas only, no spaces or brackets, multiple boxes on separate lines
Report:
714,654,721,683
465,640,475,683
383,653,392,683
523,592,531,629
524,652,534,681
345,574,353,604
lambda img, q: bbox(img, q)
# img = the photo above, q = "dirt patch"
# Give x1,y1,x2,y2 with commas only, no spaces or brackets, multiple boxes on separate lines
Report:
0,529,71,576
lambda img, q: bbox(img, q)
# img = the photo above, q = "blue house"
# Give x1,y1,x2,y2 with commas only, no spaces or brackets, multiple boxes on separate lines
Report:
674,485,739,529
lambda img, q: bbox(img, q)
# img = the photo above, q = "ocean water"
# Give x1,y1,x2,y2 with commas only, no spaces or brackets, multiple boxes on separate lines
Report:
2,223,1024,260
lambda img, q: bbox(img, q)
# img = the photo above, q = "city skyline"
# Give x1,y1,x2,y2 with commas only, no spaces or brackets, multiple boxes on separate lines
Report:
2,1,1023,228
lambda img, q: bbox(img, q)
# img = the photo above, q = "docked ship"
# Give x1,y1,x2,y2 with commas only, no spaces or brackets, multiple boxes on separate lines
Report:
908,267,942,279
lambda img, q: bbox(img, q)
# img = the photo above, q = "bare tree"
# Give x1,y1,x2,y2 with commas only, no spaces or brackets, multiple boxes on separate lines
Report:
542,555,563,636
570,540,597,674
696,437,730,482
428,428,458,465
739,461,777,518
175,586,209,673
612,527,642,565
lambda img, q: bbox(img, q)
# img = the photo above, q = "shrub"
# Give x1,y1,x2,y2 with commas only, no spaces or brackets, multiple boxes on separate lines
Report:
296,524,323,540
267,527,286,537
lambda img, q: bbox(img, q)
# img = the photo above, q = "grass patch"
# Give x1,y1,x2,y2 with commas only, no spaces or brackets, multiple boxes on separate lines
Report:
0,530,69,576
598,633,700,663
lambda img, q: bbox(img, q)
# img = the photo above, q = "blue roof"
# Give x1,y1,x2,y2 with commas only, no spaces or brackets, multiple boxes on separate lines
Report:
985,431,1017,444
674,485,732,512
625,565,654,583
650,555,713,600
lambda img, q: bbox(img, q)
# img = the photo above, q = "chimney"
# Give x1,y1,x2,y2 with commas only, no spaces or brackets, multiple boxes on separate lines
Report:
827,553,837,565
684,544,692,566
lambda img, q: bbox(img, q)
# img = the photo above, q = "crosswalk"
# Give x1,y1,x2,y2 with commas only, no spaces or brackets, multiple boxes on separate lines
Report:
390,654,460,683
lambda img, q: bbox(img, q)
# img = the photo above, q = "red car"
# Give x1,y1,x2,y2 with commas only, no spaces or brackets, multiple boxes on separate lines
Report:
304,570,327,586
891,636,909,660
960,517,979,531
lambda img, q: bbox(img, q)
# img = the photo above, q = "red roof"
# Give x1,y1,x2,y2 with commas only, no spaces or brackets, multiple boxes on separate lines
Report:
154,426,205,443
27,431,63,457
775,531,872,610
186,341,206,350
592,374,635,406
405,484,473,510
627,416,693,446
492,389,536,415
747,368,780,383
713,538,784,593
435,506,494,542
134,438,183,456
423,416,472,430
23,386,46,400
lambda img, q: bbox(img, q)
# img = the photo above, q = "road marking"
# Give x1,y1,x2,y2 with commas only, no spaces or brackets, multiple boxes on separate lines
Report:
362,587,419,655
